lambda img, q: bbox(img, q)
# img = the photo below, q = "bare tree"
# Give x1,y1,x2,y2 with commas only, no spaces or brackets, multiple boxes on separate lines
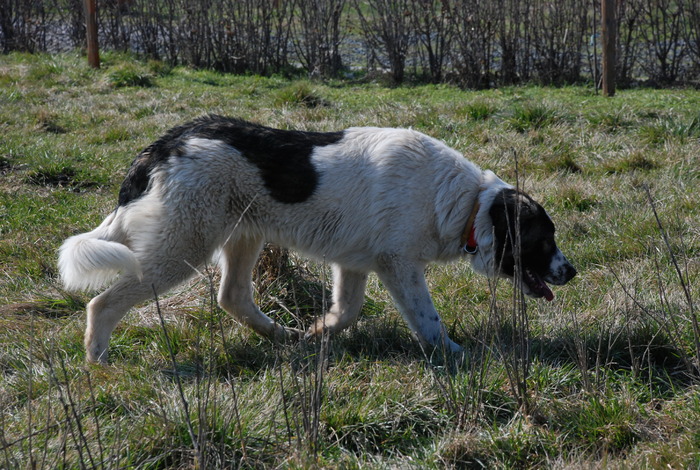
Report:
354,0,413,84
0,0,49,52
0,0,18,52
212,0,296,74
100,0,132,52
448,0,499,88
530,0,589,85
1,0,696,87
614,0,643,87
680,0,700,80
638,0,687,85
498,0,533,84
293,0,346,78
410,0,455,83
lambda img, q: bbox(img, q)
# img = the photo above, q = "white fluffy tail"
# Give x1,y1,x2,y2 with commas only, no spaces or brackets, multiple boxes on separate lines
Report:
58,214,142,291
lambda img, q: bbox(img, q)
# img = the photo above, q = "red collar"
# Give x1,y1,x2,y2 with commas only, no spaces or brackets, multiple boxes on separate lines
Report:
460,200,480,254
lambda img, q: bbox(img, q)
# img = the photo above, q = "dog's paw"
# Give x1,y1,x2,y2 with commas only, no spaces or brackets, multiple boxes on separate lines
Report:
304,329,318,342
305,322,325,340
278,326,305,342
446,339,464,354
304,323,337,341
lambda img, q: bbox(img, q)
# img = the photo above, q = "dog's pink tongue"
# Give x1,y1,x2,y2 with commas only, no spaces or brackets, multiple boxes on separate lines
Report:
534,276,554,302
526,270,555,301
544,286,554,302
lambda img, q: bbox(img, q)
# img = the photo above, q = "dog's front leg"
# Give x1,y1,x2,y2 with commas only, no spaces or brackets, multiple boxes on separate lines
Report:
218,236,304,341
375,255,463,353
307,264,368,338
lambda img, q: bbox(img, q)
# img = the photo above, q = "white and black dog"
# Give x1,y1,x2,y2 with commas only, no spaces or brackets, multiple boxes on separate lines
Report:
59,116,576,363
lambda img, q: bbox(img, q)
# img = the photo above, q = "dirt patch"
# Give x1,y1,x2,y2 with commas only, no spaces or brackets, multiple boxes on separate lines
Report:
40,121,68,134
25,166,100,191
0,156,13,174
0,298,83,319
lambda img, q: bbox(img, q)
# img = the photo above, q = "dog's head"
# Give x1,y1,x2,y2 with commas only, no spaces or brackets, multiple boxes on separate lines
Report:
483,188,576,300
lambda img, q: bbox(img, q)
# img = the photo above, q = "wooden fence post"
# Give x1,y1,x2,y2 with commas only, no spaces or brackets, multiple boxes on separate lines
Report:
85,0,100,68
601,0,616,96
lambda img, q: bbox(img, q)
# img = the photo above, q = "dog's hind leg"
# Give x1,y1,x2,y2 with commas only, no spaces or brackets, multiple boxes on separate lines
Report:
217,236,304,341
84,276,154,363
85,249,209,363
375,255,463,353
307,264,368,338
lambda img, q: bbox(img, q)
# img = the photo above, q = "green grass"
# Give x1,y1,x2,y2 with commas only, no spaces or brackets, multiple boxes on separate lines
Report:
1,52,700,468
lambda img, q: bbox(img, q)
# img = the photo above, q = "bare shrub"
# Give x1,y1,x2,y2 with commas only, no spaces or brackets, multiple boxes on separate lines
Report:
1,0,696,86
94,0,297,74
0,0,51,53
448,0,500,89
293,0,345,78
354,0,413,84
680,0,700,80
529,0,589,85
637,0,687,85
498,0,534,85
410,0,455,83
100,0,131,52
615,0,644,87
211,0,296,74
129,0,180,64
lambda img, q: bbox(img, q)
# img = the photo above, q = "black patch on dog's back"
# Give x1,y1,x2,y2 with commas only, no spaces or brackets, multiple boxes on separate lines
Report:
118,116,344,206
118,123,192,206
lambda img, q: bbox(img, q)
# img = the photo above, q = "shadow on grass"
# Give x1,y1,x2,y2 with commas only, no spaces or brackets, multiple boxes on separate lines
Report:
1,294,85,319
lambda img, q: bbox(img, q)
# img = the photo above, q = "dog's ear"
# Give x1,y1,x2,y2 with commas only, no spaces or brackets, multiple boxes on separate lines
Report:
489,188,542,245
516,192,540,220
489,188,517,243
490,188,537,224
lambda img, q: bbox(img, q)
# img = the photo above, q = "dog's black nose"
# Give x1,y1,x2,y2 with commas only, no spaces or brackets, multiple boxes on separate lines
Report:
564,263,577,283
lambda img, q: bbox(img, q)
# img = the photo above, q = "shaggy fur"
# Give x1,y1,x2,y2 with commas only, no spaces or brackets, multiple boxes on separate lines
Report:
59,116,576,363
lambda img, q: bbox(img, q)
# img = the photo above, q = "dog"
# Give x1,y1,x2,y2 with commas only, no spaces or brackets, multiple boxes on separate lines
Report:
59,116,576,363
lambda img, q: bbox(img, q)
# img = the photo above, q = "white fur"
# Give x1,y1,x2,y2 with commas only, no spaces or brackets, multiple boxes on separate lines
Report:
60,126,515,363
59,212,143,291
469,170,514,279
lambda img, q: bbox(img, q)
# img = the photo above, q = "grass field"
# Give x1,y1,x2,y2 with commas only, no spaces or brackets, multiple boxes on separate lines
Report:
1,52,700,468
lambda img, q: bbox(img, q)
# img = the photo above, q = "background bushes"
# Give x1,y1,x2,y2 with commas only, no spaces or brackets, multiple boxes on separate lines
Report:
1,0,699,87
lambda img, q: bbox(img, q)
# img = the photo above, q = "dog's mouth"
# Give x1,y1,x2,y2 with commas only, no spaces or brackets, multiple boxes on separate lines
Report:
523,267,554,301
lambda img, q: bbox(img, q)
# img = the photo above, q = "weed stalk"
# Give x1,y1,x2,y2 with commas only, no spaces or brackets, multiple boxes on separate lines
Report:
501,149,532,413
152,285,202,467
610,186,699,381
644,185,699,375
